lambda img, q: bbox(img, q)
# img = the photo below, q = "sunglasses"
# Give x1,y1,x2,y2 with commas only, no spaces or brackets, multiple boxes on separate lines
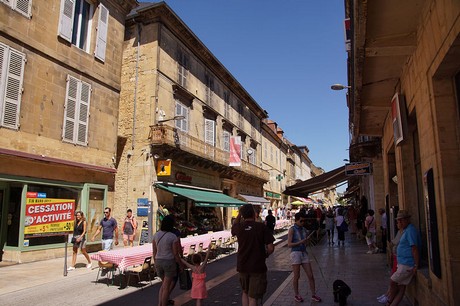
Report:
104,211,110,214
299,219,306,223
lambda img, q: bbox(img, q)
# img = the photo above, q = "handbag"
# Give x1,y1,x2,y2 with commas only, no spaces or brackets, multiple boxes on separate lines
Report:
71,235,79,244
366,231,373,238
339,221,348,232
179,269,192,290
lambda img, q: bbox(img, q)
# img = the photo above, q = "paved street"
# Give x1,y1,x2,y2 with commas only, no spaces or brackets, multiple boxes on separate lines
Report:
0,230,411,306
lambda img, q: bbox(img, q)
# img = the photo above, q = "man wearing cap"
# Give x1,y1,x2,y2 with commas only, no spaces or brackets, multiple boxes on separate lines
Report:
385,210,421,306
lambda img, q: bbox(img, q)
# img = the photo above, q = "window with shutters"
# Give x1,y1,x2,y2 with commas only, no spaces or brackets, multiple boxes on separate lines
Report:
223,91,230,119
204,118,215,146
0,43,26,130
223,130,230,152
205,74,214,107
177,49,188,88
249,148,256,165
1,0,32,18
62,75,91,146
58,0,108,61
175,101,189,132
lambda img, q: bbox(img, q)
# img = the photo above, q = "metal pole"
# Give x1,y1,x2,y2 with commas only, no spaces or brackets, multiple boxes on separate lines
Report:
64,234,68,276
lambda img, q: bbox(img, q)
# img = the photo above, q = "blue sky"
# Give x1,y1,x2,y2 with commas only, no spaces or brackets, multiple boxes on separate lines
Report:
153,1,349,190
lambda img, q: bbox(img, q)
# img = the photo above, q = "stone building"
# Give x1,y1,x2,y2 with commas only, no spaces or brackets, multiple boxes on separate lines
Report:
0,0,137,262
117,2,269,236
346,0,460,304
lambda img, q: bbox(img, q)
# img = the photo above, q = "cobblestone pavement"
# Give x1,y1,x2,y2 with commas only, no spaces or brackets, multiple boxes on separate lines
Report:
0,230,412,306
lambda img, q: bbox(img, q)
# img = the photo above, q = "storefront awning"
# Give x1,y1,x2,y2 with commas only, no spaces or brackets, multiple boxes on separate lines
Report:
284,166,348,197
155,183,246,207
239,194,270,205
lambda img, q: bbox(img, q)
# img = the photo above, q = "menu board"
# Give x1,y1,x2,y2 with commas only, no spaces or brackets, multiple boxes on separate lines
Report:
139,227,150,245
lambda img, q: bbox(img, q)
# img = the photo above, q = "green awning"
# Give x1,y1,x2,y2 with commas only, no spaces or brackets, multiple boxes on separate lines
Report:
155,184,246,207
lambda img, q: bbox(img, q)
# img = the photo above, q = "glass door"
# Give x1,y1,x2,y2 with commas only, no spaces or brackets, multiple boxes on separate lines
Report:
85,186,107,241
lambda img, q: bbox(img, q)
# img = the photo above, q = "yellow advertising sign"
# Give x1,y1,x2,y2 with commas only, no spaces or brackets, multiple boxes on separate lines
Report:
157,159,171,176
24,221,74,235
25,197,75,236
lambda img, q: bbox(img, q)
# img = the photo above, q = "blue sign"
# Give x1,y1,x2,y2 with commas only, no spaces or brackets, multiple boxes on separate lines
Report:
137,198,149,216
37,193,47,198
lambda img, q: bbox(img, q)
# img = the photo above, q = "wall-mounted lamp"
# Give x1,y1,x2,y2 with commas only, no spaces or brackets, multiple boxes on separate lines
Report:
247,149,254,156
343,159,349,162
158,115,185,124
330,84,351,90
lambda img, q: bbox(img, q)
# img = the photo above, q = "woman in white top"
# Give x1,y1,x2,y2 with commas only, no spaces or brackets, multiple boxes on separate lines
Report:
365,209,379,254
152,215,183,306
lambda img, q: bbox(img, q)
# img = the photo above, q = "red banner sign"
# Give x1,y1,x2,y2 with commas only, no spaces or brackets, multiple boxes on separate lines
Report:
25,197,75,235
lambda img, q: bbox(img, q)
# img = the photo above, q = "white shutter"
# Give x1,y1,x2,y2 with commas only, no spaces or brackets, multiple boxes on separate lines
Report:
0,44,7,121
63,75,78,142
76,80,90,145
58,0,75,43
1,47,25,129
204,119,215,146
95,3,109,62
223,131,230,152
14,0,32,18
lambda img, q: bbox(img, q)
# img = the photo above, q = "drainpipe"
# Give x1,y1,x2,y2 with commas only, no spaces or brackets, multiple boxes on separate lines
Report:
132,21,141,150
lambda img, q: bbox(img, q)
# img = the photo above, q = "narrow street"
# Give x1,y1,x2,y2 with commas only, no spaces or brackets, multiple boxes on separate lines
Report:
0,231,411,306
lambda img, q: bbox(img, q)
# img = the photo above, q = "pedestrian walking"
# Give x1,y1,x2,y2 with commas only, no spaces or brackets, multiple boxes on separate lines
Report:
68,211,92,271
91,207,118,251
379,208,388,253
335,208,347,246
325,207,335,245
365,209,379,254
180,243,212,306
122,209,138,247
231,204,275,306
153,215,184,306
288,212,322,303
264,209,276,234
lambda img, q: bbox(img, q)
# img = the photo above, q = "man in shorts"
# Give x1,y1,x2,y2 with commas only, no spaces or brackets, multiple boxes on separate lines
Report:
385,210,420,305
232,204,275,306
91,207,119,251
288,212,321,302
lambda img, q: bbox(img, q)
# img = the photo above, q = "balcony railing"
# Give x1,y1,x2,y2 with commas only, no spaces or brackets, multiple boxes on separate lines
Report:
149,125,269,181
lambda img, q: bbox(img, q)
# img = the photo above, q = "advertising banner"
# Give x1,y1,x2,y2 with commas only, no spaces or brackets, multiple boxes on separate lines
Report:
229,136,242,166
24,197,75,236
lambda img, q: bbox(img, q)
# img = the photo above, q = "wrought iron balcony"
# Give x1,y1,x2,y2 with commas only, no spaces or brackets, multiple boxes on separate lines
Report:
149,125,269,182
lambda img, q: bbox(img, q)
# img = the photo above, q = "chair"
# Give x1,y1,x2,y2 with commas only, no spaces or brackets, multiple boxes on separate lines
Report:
186,244,196,261
95,260,119,286
126,257,153,288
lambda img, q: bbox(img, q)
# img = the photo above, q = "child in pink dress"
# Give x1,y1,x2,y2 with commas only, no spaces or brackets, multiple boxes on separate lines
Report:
181,243,212,306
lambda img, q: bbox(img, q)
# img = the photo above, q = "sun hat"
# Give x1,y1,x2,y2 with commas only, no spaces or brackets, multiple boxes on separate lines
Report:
396,210,411,220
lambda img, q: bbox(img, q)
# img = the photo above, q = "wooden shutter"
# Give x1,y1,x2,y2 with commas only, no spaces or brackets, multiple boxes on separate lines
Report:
76,80,90,145
95,3,109,62
1,46,25,129
204,119,215,146
63,75,78,142
14,0,32,18
58,0,75,43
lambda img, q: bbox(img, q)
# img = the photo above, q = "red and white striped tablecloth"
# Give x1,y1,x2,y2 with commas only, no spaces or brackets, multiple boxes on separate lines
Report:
181,230,232,256
90,244,152,271
90,231,233,269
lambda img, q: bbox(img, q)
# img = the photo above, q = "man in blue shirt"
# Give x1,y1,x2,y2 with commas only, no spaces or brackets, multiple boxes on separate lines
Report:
385,210,420,305
91,207,119,251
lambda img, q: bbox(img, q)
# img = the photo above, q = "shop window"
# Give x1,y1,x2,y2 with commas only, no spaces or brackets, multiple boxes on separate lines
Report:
24,184,80,247
87,188,105,239
6,185,22,247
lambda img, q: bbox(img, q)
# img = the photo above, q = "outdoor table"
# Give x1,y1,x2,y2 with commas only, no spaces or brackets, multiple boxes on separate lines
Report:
181,230,232,256
90,243,153,272
275,219,291,229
